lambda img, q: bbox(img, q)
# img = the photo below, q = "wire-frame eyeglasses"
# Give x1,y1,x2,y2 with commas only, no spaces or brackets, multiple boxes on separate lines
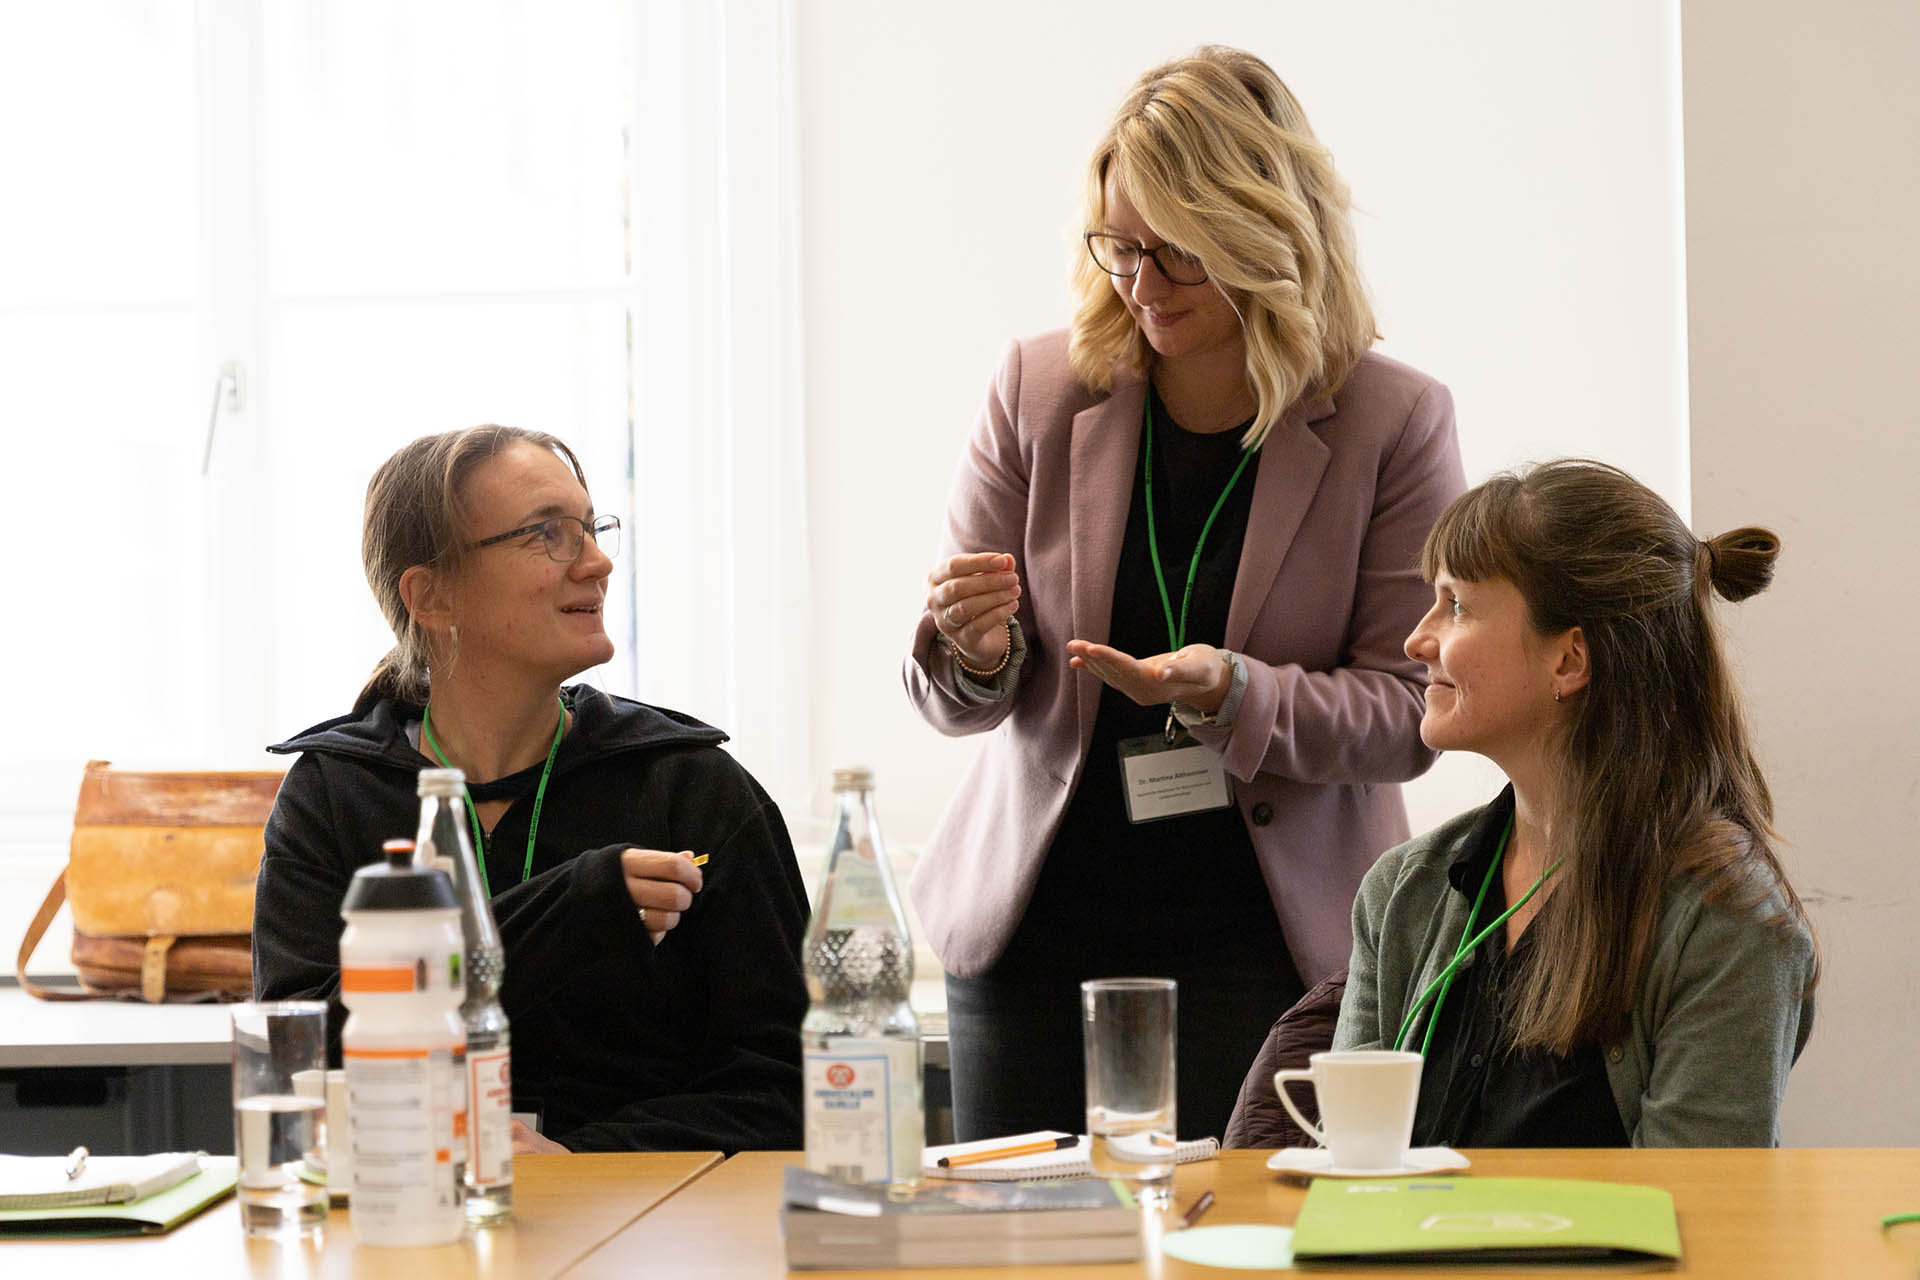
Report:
465,514,622,563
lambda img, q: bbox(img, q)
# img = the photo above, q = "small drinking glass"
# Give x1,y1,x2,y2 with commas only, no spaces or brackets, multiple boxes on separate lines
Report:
231,1001,329,1238
1082,977,1177,1208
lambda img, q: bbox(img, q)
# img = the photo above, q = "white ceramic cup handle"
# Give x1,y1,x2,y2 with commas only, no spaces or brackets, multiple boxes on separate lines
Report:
1272,1068,1327,1147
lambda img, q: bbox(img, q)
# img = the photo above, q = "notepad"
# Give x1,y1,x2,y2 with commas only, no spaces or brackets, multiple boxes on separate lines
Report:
923,1130,1219,1181
0,1152,203,1210
0,1157,236,1238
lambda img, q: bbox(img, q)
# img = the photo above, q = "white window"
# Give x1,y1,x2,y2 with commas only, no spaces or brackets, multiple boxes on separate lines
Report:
0,1,808,864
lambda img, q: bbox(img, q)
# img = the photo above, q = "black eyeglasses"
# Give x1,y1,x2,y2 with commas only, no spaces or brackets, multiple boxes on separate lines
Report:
1084,233,1210,286
466,514,621,563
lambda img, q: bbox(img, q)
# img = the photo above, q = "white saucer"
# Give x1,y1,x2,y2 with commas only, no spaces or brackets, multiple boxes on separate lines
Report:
1265,1145,1469,1178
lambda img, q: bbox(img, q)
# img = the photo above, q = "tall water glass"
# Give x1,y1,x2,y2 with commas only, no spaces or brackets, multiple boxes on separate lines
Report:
231,1001,329,1238
1082,978,1177,1208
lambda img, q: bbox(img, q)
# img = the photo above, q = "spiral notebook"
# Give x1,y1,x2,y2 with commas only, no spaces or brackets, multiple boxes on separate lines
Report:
0,1157,235,1238
0,1152,203,1210
923,1130,1218,1181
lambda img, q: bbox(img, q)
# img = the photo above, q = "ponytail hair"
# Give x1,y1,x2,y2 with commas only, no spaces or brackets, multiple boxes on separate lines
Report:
359,426,586,706
1697,526,1780,604
1419,459,1813,1052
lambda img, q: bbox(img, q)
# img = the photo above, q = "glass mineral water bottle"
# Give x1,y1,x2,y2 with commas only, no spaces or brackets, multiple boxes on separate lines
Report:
415,767,513,1225
802,766,923,1184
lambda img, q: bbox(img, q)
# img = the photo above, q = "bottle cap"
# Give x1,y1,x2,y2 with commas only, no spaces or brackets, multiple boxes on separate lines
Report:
832,766,874,790
343,841,458,914
417,767,466,797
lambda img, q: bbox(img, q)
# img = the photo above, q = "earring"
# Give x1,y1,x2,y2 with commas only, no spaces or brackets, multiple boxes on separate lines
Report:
1553,687,1563,703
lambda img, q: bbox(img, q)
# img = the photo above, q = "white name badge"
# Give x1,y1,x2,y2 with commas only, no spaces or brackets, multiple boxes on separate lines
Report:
1117,734,1234,823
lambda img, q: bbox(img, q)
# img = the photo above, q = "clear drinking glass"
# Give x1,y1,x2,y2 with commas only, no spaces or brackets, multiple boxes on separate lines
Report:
231,1001,329,1238
1082,977,1177,1208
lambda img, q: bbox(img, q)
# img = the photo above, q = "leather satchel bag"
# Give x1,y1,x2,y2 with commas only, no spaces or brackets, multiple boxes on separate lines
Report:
16,760,284,1003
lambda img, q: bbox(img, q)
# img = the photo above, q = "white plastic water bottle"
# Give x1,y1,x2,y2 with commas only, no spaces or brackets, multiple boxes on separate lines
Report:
339,839,467,1246
414,768,513,1224
801,767,923,1184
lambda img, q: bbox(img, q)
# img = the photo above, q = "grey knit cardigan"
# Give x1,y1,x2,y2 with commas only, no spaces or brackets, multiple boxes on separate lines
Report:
1333,801,1817,1147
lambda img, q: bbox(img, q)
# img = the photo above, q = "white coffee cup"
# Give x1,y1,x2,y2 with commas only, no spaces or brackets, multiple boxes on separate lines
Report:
292,1067,351,1193
1273,1049,1423,1172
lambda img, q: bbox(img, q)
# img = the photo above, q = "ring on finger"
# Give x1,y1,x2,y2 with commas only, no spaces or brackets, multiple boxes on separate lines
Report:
637,905,649,927
947,602,966,626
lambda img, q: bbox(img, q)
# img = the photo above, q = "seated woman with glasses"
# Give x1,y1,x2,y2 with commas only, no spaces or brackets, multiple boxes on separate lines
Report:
906,44,1465,1142
253,425,809,1153
1334,459,1817,1146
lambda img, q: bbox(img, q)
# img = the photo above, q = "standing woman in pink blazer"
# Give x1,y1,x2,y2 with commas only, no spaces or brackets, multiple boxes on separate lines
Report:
905,46,1466,1141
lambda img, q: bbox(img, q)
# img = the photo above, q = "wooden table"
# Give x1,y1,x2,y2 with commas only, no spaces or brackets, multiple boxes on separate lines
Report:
567,1147,1920,1277
1,1151,721,1279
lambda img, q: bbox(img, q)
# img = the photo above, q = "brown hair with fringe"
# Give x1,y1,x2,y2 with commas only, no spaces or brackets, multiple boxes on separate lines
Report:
1421,458,1816,1053
1068,45,1377,448
359,425,588,706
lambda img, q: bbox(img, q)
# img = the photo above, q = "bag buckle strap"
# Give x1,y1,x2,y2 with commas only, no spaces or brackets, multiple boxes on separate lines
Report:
141,935,178,1004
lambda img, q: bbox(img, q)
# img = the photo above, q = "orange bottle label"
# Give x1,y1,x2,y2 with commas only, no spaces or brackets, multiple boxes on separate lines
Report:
341,965,416,993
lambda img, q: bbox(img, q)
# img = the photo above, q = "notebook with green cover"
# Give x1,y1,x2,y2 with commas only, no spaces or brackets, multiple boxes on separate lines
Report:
0,1158,238,1238
1289,1176,1681,1264
0,1151,203,1209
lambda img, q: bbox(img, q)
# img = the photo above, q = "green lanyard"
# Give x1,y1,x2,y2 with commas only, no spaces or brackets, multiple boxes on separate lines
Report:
1144,394,1258,654
1391,816,1562,1055
421,695,565,897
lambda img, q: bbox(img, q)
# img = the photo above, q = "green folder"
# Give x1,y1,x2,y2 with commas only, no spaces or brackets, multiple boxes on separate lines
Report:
0,1158,239,1238
1290,1176,1681,1264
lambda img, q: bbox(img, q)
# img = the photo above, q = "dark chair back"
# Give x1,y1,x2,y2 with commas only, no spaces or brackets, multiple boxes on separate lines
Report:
1222,967,1347,1149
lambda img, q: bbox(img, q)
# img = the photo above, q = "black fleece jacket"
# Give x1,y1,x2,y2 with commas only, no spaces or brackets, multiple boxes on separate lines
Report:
251,683,809,1153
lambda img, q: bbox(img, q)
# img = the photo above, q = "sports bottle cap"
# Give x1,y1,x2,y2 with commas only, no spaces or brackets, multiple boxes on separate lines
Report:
342,840,457,913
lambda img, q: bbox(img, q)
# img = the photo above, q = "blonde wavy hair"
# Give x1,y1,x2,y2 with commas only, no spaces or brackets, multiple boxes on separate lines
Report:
1068,46,1377,448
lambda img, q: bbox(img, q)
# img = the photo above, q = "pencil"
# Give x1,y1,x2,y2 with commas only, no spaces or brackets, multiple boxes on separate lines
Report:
690,854,709,866
1177,1189,1215,1229
936,1134,1080,1168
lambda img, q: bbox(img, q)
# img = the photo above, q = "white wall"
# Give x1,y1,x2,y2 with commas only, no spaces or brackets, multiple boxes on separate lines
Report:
1683,0,1920,1145
795,0,1688,847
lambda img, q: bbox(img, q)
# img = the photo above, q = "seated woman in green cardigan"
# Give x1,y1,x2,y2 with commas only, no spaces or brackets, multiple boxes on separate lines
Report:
1333,459,1817,1146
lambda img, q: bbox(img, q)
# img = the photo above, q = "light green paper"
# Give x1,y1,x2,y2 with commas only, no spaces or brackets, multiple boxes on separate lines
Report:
1160,1224,1296,1269
1290,1176,1680,1262
0,1157,239,1238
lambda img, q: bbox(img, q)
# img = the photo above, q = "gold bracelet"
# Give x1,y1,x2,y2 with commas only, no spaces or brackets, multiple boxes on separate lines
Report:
951,621,1014,679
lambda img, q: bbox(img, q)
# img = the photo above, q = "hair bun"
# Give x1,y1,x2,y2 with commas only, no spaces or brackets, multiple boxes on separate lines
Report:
1703,526,1780,602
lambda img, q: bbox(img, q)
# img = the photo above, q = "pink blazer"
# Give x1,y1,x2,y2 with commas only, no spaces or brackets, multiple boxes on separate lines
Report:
904,331,1465,982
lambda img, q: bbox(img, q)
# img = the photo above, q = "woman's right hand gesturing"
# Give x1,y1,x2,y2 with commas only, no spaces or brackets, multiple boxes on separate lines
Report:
927,552,1021,670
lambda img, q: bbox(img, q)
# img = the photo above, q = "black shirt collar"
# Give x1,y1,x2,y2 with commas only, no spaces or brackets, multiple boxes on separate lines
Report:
1446,784,1518,896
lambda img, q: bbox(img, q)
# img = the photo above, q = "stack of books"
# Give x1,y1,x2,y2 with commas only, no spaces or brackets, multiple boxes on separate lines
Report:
781,1165,1142,1270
